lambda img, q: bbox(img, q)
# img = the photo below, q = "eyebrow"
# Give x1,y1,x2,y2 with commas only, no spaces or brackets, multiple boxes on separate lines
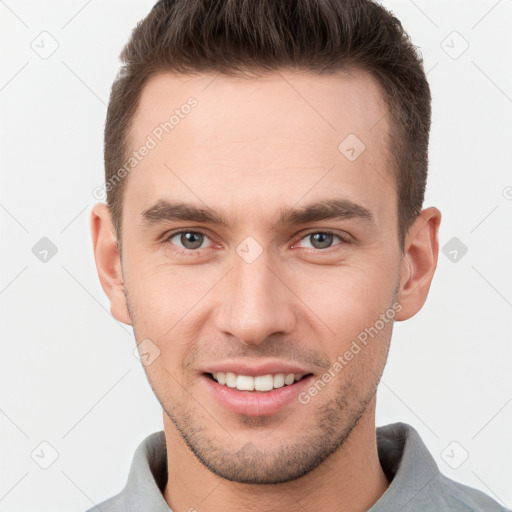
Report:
140,198,376,230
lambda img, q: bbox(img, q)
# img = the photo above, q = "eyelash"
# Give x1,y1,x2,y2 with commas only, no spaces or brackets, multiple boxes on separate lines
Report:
162,229,350,255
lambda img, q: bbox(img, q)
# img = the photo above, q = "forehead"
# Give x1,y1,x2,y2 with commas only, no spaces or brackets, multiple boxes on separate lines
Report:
124,69,394,229
130,68,389,149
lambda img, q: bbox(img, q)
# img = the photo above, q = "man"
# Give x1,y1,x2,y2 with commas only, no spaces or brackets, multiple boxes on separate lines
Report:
89,0,507,510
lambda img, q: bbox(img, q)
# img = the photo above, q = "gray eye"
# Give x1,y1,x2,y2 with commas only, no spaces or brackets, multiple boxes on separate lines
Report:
296,232,343,250
309,232,334,249
172,231,205,250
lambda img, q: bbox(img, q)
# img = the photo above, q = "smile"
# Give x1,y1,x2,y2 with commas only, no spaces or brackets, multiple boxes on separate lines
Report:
208,372,309,392
202,372,315,416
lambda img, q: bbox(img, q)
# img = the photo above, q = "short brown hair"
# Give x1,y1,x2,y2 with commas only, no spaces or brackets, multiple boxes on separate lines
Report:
104,0,431,253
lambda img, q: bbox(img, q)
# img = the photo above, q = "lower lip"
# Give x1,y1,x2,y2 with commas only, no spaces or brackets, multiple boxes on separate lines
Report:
201,373,314,416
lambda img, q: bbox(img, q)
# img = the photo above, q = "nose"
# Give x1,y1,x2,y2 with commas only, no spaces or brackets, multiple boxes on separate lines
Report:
213,249,297,346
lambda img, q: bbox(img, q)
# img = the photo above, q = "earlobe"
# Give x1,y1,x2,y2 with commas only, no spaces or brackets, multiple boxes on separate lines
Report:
395,207,442,321
90,203,132,325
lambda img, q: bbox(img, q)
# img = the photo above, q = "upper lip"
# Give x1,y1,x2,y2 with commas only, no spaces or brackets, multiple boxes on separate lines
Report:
202,360,313,377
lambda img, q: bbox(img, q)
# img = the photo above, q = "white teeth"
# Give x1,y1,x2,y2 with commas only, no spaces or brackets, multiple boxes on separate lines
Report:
284,373,295,385
236,375,254,391
254,374,274,391
225,372,237,388
211,372,307,391
273,373,285,388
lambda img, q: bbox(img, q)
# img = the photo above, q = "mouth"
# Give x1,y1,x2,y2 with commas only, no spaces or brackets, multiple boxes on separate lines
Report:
202,371,315,416
205,371,313,392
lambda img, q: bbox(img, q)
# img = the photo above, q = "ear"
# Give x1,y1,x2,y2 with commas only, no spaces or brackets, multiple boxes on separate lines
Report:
90,203,132,325
395,206,442,321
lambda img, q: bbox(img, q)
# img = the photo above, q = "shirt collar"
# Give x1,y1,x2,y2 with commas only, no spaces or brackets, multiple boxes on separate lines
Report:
370,422,440,511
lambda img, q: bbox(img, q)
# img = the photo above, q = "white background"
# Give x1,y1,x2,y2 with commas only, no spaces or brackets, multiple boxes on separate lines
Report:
1,1,511,510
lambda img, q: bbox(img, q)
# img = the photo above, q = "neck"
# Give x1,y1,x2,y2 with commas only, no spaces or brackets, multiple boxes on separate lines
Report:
163,397,389,512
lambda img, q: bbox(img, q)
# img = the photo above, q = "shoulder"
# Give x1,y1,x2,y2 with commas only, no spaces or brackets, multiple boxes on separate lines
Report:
84,494,126,512
374,422,509,512
83,431,168,512
407,473,510,511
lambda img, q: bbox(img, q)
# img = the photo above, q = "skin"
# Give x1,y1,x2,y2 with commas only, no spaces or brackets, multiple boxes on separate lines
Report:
91,69,441,512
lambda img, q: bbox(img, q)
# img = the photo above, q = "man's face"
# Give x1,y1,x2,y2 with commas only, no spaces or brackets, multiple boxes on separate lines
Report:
119,69,403,483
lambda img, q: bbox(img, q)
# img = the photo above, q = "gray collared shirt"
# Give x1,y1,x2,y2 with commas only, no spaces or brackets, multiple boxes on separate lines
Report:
86,422,508,511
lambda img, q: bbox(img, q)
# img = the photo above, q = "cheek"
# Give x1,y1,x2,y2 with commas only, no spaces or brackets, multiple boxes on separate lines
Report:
128,259,194,306
291,263,396,340
125,261,218,345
